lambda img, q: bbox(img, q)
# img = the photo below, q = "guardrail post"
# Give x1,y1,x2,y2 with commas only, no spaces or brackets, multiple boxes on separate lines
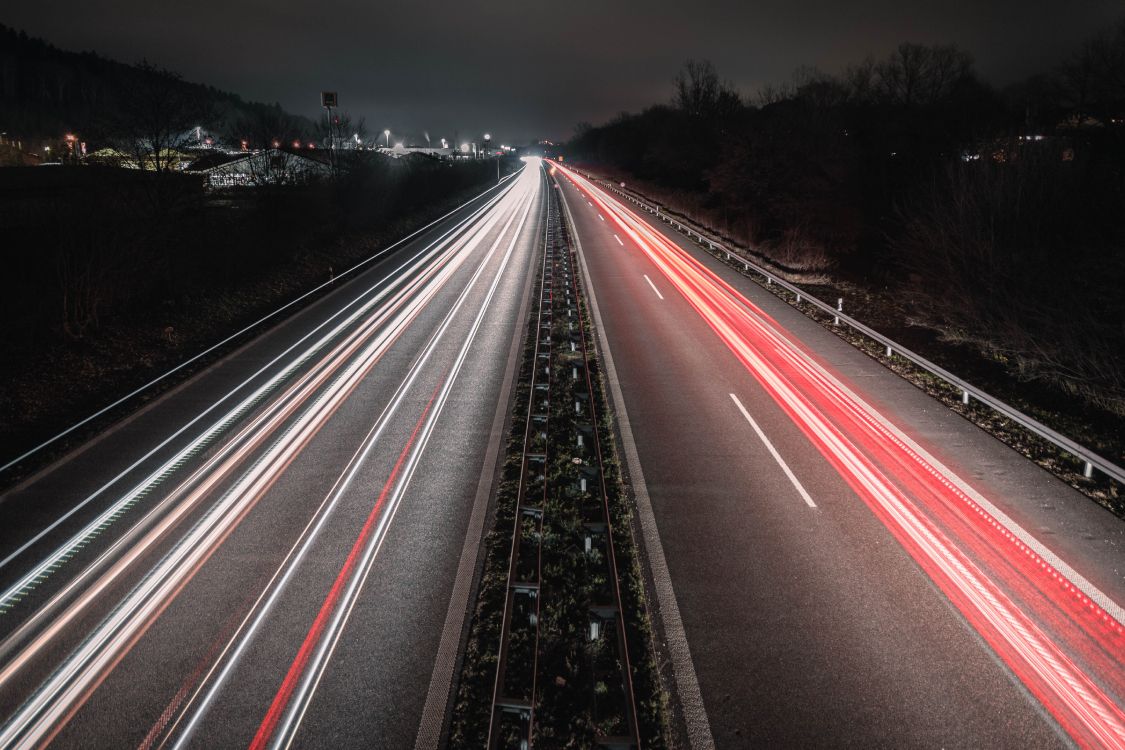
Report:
962,389,970,405
886,345,893,357
835,298,842,326
796,293,802,304
1084,462,1094,479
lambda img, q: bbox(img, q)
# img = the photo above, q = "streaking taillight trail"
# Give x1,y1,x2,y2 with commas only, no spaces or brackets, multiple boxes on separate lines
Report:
551,162,1125,749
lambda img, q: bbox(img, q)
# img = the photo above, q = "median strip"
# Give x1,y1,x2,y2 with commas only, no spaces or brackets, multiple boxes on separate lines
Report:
450,168,668,748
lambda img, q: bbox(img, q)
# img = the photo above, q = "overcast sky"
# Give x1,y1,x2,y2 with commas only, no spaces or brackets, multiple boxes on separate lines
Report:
6,0,1122,144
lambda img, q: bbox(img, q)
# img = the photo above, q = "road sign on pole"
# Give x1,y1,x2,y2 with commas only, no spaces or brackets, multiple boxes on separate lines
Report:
321,91,337,108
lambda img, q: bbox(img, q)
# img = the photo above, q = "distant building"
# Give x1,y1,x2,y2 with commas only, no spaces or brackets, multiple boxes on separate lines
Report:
187,148,332,187
0,135,41,166
378,145,455,159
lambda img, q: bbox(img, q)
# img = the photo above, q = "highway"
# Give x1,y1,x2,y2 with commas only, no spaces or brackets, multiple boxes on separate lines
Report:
550,162,1125,749
0,162,545,748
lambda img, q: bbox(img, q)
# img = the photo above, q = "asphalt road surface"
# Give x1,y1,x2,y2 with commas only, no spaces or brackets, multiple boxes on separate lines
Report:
551,162,1125,749
0,163,546,748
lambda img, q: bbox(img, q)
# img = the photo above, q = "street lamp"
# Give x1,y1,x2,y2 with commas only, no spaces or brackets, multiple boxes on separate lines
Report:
384,129,390,147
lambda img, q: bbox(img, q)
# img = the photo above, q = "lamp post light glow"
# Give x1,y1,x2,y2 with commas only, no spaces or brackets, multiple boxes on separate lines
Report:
384,129,390,147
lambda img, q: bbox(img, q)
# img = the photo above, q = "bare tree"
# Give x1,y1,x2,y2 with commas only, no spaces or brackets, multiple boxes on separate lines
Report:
874,43,974,106
675,59,740,117
313,109,367,151
754,81,795,107
1058,16,1125,114
842,57,877,103
113,61,208,172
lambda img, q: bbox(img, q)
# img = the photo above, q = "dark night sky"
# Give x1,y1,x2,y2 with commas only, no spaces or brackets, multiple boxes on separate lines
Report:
6,0,1122,144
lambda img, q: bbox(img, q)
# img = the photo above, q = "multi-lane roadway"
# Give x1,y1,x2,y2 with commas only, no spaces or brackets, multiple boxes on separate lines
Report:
0,163,546,748
550,161,1125,749
1,157,1123,749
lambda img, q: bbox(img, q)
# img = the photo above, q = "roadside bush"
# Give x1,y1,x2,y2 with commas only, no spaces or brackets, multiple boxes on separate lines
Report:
894,149,1125,414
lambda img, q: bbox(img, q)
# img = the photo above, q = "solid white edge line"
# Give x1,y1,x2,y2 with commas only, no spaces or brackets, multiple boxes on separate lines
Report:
573,165,1125,627
275,171,541,748
557,176,716,750
729,394,817,508
643,274,665,301
0,176,521,595
0,171,523,476
172,174,537,750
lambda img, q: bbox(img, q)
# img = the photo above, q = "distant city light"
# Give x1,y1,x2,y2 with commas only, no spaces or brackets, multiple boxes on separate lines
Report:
460,143,470,153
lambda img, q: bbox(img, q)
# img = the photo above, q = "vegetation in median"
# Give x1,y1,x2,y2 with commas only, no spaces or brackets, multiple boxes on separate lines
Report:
450,182,667,748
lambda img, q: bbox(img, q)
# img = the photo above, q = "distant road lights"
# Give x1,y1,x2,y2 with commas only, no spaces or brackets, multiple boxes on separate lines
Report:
460,143,470,154
292,139,301,149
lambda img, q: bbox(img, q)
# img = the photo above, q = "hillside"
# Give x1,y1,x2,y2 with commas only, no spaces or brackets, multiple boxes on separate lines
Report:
0,24,314,149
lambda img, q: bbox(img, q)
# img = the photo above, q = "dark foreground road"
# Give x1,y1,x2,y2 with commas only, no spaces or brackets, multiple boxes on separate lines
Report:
552,162,1125,749
0,163,545,748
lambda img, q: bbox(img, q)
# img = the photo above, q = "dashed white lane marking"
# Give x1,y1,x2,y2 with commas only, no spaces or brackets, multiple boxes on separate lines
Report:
730,393,817,508
614,234,624,246
643,274,665,300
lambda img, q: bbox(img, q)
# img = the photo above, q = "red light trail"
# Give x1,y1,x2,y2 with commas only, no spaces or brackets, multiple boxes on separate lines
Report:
552,161,1125,749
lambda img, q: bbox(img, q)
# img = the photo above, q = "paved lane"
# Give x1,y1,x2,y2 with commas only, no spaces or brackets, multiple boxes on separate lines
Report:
552,162,1125,749
0,163,546,748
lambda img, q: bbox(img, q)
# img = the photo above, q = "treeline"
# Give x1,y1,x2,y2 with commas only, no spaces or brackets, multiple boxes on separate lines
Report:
566,21,1125,415
0,153,511,460
0,24,315,148
1,155,505,346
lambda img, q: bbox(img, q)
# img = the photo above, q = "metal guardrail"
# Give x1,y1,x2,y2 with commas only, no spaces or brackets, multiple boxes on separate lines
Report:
589,175,1125,486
